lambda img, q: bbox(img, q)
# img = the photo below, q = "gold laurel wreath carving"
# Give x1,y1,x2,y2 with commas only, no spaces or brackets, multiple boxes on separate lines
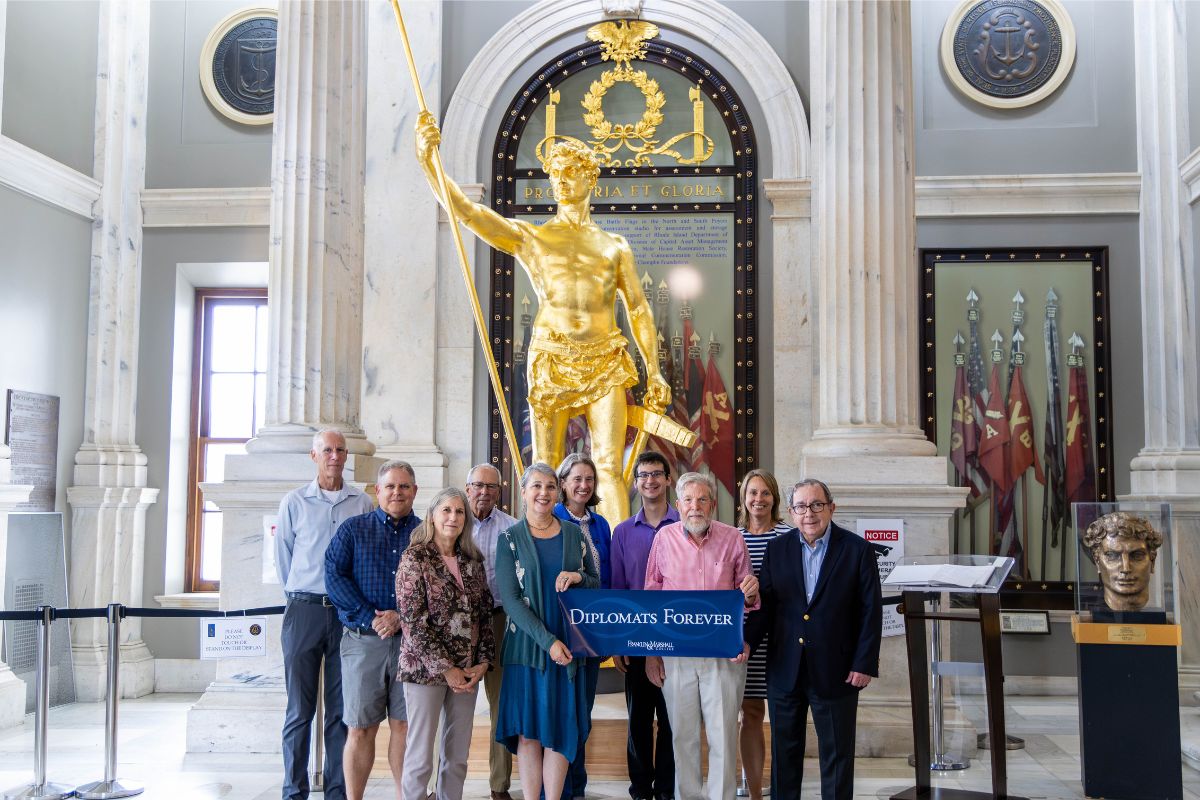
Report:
581,65,666,166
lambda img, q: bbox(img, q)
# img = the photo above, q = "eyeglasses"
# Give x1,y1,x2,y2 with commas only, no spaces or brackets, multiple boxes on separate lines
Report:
790,501,828,513
468,482,501,491
635,470,667,480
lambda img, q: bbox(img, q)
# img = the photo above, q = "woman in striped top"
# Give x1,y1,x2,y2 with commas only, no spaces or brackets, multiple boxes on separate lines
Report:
737,468,792,800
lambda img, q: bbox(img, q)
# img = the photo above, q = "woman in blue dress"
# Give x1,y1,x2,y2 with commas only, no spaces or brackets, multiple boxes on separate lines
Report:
552,453,612,800
495,461,600,800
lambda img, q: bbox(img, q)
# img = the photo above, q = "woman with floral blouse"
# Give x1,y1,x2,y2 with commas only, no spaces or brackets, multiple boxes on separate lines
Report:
397,486,496,800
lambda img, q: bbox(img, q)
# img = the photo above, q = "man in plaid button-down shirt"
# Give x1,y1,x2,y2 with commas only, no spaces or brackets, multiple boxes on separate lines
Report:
326,460,420,800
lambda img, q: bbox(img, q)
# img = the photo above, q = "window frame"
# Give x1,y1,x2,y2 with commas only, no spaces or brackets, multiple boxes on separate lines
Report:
185,288,269,593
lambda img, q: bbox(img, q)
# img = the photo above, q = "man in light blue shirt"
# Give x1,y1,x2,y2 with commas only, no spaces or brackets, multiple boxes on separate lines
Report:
276,430,373,800
466,463,518,800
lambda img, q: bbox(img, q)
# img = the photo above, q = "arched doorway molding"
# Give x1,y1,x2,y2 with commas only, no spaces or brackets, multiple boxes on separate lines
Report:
440,0,809,181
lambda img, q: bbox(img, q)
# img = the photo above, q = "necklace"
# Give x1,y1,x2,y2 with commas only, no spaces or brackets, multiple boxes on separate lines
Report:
529,517,557,532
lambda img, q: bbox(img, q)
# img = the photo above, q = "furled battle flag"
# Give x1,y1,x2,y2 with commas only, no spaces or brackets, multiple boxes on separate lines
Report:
977,362,1012,494
701,352,735,496
949,349,982,496
1065,341,1097,506
1006,364,1045,487
1041,290,1067,549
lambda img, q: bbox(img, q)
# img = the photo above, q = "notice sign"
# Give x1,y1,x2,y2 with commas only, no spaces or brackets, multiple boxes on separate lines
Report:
856,518,905,638
200,617,268,659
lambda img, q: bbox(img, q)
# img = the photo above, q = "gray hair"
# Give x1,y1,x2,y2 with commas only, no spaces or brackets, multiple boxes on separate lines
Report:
466,462,501,484
408,487,482,561
556,453,601,508
787,478,833,508
377,459,415,484
520,461,558,490
311,429,346,452
676,471,716,502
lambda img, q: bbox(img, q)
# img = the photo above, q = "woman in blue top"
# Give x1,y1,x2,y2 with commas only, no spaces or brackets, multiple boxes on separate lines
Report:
495,462,600,800
552,453,611,800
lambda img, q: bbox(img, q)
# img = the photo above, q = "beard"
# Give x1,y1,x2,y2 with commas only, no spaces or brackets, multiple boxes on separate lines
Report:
683,516,711,537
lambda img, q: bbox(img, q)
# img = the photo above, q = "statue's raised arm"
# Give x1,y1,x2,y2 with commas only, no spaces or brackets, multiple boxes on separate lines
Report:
415,111,528,256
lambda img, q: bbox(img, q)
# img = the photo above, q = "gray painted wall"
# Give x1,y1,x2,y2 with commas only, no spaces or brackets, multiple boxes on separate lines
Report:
138,228,269,659
146,0,273,189
0,186,92,538
2,0,99,175
913,0,1137,175
917,216,1143,498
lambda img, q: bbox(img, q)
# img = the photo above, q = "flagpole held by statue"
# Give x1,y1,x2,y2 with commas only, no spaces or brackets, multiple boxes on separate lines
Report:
388,1,696,522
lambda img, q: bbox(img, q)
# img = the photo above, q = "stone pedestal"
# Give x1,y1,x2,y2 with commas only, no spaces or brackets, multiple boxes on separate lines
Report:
0,448,32,728
186,452,379,752
67,0,156,701
1128,0,1200,704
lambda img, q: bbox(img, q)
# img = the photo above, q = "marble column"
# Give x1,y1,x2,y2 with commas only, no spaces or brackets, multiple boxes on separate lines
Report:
802,1,967,756
0,445,32,728
1126,0,1200,703
247,0,372,457
361,0,448,498
66,0,158,702
763,178,814,481
188,0,382,752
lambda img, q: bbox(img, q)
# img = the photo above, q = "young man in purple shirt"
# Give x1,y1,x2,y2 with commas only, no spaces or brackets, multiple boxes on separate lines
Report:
610,451,678,800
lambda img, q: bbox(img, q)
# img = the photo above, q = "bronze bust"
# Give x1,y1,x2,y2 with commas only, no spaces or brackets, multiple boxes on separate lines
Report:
1080,512,1163,612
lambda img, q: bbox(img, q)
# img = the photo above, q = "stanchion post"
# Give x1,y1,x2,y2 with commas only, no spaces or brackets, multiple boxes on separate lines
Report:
76,604,143,799
2,605,74,800
308,660,324,793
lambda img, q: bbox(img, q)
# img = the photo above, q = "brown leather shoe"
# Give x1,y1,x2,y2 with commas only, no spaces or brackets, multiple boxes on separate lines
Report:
491,792,514,800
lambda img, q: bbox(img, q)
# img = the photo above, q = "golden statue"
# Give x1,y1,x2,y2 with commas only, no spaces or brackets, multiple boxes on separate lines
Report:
416,113,672,522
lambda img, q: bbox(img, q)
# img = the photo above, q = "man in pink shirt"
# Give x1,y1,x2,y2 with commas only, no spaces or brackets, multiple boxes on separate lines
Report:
644,472,759,800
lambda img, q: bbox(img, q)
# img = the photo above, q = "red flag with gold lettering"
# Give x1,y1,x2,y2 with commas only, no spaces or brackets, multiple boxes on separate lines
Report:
1006,365,1045,486
977,363,1011,493
701,353,735,495
1065,363,1096,505
950,360,982,495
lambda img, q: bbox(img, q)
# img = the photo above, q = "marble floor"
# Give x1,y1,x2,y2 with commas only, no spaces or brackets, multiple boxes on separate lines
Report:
0,692,1196,800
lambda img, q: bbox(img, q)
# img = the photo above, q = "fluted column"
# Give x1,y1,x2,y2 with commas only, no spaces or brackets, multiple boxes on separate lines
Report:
189,0,382,752
247,0,373,456
1127,0,1200,703
361,0,448,495
66,0,158,701
802,1,966,756
805,0,934,459
0,445,32,727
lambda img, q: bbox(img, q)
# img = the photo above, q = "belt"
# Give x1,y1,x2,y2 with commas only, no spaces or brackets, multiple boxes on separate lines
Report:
346,626,379,637
287,591,334,607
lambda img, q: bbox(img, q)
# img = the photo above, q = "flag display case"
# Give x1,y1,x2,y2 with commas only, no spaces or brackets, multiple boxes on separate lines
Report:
919,248,1114,592
485,26,758,519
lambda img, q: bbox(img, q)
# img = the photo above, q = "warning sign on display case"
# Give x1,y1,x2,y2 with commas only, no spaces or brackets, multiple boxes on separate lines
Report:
855,518,905,637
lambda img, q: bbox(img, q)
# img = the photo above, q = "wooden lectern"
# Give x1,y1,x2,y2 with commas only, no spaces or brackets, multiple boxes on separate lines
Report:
888,556,1023,800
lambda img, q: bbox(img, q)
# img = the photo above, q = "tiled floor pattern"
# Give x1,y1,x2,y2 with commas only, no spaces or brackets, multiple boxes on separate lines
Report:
0,693,1195,799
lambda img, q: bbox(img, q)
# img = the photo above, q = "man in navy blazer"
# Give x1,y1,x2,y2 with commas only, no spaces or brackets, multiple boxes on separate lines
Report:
744,478,882,800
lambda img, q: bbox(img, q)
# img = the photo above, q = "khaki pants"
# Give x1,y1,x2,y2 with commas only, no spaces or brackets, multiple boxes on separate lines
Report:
402,681,478,800
662,657,747,800
483,609,511,793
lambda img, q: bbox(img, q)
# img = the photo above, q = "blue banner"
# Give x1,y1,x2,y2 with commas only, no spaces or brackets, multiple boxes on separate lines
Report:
558,589,745,658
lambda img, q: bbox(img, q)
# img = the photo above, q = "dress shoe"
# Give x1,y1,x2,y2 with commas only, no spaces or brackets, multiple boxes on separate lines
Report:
491,792,514,800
